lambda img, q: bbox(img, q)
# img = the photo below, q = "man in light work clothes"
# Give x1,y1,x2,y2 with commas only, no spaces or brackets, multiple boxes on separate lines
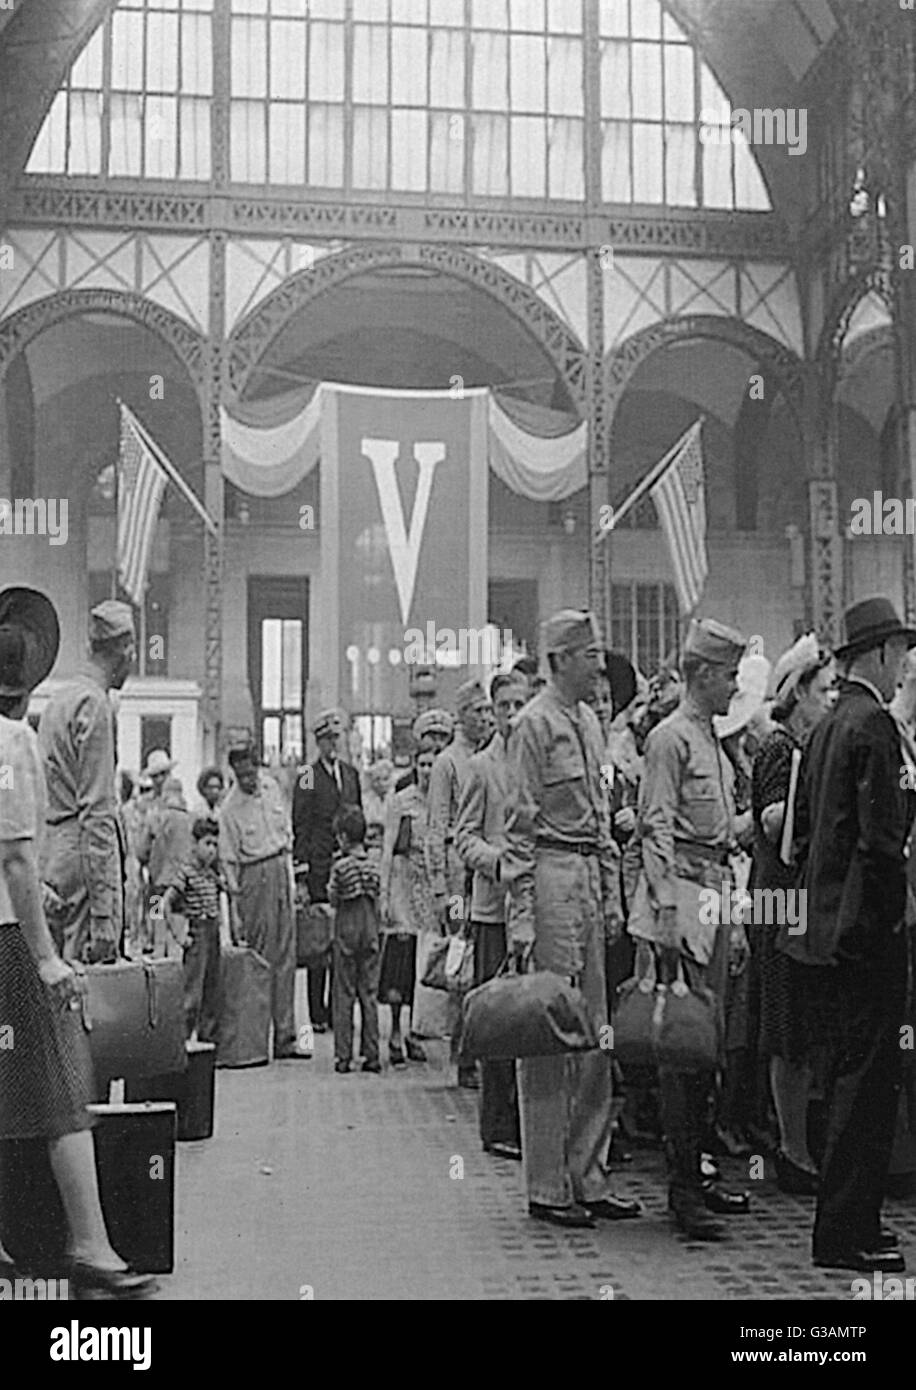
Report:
39,600,135,963
631,618,751,1240
221,744,310,1061
455,671,529,1159
503,610,642,1229
428,677,491,1088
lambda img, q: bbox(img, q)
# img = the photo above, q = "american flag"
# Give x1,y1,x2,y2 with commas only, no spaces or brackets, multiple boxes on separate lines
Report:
118,403,168,605
650,421,708,616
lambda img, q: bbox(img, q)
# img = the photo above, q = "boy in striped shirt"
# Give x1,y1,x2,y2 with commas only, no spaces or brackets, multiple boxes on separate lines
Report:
163,817,227,1042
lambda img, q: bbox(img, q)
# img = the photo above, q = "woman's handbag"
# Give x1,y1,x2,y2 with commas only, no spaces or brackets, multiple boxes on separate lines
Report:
614,948,718,1078
74,957,186,1081
459,962,599,1061
296,903,333,969
444,932,474,995
420,934,450,990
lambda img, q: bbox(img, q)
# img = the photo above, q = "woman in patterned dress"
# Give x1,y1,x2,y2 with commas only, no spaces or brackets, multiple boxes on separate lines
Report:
379,737,439,1065
0,586,155,1299
751,634,835,1194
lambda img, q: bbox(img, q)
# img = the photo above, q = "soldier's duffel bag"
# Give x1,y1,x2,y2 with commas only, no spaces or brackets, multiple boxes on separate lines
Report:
459,966,598,1061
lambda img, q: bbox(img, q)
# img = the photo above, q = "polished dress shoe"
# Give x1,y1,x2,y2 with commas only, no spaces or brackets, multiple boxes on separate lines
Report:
67,1261,158,1300
483,1141,522,1161
311,1022,328,1034
813,1248,906,1274
669,1196,725,1242
405,1036,427,1062
775,1150,819,1196
388,1043,407,1067
362,1060,382,1074
585,1195,643,1221
864,1228,899,1252
334,1059,351,1074
701,1181,750,1215
529,1202,595,1230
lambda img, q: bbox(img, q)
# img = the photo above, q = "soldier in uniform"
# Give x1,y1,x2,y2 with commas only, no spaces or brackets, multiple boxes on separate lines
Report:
39,600,135,964
503,610,642,1229
631,617,752,1240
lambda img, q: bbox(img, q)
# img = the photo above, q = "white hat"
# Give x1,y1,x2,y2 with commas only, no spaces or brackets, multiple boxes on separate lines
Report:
771,633,823,703
713,653,772,740
144,748,175,777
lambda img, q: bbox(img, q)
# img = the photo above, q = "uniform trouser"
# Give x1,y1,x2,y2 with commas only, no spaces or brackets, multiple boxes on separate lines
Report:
658,925,729,1204
471,920,520,1148
238,853,297,1053
332,938,380,1065
183,916,222,1042
813,931,907,1257
516,851,614,1208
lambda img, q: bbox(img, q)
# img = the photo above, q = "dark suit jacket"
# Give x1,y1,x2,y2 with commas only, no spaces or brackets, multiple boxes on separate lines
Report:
292,759,362,902
780,678,911,966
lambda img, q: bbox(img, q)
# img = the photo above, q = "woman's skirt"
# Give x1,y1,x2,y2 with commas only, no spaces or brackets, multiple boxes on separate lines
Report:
0,924,95,1139
758,931,841,1063
378,932,416,1007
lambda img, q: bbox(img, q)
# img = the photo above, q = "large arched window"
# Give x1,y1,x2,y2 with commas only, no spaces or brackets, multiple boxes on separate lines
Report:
26,0,770,211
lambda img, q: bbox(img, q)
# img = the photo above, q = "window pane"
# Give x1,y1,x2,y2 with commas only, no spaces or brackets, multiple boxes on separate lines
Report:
665,123,696,206
664,42,694,122
511,114,545,196
270,103,305,182
353,106,389,187
27,92,68,172
547,36,582,115
391,26,428,105
71,28,104,89
231,100,267,181
112,11,145,90
548,117,583,198
67,92,103,174
631,42,662,120
734,130,770,209
308,103,344,185
601,119,631,200
391,108,428,189
430,28,465,107
354,0,389,18
631,0,662,39
632,121,663,201
510,36,546,110
109,93,143,174
281,621,302,706
353,25,389,103
392,0,427,20
472,112,508,193
309,21,345,102
182,13,213,94
262,716,280,760
600,41,629,119
473,0,508,27
262,619,282,708
430,0,464,22
145,96,177,177
703,130,734,209
510,0,545,29
430,110,464,191
282,714,303,760
310,0,345,15
270,20,307,99
549,0,582,33
232,17,268,97
146,14,179,90
599,0,629,38
179,97,210,179
473,32,508,108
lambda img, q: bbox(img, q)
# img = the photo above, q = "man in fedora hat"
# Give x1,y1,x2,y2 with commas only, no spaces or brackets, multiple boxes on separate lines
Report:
39,600,136,963
503,610,641,1228
292,709,362,1032
781,596,916,1273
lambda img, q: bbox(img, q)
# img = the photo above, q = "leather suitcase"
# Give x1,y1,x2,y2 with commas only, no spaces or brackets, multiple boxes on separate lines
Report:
0,1102,176,1276
77,957,186,1083
217,944,271,1068
126,1040,217,1141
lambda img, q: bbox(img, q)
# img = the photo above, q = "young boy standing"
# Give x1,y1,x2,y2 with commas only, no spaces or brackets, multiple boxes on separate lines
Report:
163,817,226,1042
328,806,381,1074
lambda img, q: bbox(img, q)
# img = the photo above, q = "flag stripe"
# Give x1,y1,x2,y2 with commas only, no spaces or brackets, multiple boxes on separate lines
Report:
118,405,168,606
650,424,708,615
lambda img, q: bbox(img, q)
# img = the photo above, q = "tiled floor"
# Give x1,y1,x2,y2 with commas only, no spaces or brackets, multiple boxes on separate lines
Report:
156,1012,916,1302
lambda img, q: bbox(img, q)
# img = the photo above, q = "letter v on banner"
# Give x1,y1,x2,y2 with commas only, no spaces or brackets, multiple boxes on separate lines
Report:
362,437,446,625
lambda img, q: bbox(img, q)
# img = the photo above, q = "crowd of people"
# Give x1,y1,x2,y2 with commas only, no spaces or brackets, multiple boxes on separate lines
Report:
2,584,916,1299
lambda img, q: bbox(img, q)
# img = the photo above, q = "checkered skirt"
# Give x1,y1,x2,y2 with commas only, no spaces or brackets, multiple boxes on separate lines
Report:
0,925,95,1139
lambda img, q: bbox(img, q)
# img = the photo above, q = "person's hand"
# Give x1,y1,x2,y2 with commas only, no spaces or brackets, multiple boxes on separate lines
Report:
729,924,750,977
38,954,84,1009
614,806,636,837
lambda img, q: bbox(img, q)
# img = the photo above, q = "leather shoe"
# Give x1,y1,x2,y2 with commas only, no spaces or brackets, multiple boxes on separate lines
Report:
814,1248,906,1274
275,1047,312,1060
67,1261,158,1300
775,1150,819,1196
701,1181,750,1215
529,1202,595,1230
457,1067,480,1090
483,1141,522,1161
864,1228,900,1253
585,1195,643,1221
669,1197,725,1242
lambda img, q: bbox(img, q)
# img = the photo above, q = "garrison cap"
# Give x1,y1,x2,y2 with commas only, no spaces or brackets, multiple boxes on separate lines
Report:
543,609,603,655
455,678,486,714
683,618,746,666
412,707,454,741
312,708,343,739
90,599,135,645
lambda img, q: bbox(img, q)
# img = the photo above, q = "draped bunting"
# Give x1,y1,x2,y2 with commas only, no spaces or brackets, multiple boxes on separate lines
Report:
220,383,586,502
